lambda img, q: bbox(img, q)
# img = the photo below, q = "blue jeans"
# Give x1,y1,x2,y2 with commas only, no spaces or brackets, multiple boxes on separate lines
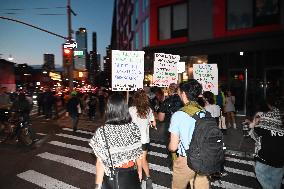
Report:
255,161,284,189
70,115,79,130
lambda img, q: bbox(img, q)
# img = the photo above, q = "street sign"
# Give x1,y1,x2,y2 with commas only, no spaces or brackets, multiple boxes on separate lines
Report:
63,41,77,49
74,50,83,56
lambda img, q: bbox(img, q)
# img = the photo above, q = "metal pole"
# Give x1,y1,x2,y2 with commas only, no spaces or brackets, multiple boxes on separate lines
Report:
244,68,248,116
67,0,74,91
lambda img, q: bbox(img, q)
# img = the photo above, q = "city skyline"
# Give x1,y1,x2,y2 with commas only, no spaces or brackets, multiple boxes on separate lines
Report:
0,0,114,66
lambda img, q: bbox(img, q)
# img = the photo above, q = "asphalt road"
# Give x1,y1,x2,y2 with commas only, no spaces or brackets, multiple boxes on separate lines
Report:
0,113,283,189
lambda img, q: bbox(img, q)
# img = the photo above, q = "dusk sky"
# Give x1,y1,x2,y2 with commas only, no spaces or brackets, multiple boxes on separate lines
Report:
0,0,114,66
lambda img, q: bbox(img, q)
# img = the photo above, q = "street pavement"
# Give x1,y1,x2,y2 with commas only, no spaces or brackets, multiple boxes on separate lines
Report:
1,109,283,189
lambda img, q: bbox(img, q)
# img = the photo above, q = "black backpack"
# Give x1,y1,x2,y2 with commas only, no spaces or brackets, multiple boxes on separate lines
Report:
184,111,225,176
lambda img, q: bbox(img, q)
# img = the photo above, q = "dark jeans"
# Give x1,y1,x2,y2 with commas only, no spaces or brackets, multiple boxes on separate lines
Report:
89,107,96,119
70,114,79,130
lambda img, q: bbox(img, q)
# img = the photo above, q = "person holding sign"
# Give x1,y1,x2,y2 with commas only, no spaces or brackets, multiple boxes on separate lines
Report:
129,89,156,189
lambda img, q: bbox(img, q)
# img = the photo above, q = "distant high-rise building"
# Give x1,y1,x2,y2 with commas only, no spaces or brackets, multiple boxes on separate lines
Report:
92,32,97,52
43,54,55,71
74,28,87,70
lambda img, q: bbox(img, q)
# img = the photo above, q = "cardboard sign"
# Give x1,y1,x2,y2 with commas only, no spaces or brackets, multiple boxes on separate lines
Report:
153,53,180,87
112,50,145,91
193,64,218,95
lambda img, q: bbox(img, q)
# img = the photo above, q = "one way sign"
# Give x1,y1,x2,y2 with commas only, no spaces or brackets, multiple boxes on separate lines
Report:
64,41,77,49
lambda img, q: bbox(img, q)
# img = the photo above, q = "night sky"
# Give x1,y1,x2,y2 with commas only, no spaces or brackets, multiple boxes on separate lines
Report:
0,0,114,66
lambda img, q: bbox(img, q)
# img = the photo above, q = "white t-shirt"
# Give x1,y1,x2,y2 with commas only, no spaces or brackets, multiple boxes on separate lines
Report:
129,106,155,144
205,104,221,118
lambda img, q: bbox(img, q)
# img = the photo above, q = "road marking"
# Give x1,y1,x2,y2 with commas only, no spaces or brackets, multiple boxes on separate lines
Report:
225,156,254,166
149,163,172,174
36,133,47,136
150,142,167,149
148,151,168,158
141,181,170,189
37,152,96,174
224,167,255,177
48,141,92,153
212,180,254,189
56,133,90,142
62,128,94,135
17,170,79,189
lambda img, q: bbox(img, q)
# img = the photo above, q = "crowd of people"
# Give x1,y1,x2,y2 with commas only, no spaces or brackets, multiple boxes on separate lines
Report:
1,79,283,189
87,80,283,189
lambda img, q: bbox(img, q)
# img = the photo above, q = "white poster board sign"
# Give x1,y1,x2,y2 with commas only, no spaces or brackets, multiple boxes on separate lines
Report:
177,61,185,73
193,64,218,95
112,50,145,91
153,53,180,87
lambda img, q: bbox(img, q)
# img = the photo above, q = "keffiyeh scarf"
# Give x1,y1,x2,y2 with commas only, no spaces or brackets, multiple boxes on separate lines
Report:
89,122,142,176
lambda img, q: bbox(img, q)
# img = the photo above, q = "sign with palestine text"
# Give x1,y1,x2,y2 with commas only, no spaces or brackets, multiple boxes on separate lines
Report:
193,64,218,95
153,53,180,87
112,50,145,91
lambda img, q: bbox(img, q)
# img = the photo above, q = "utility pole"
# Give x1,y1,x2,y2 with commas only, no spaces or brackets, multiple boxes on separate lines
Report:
67,0,74,91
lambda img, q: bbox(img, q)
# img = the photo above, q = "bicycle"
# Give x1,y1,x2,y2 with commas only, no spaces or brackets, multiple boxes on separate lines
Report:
0,110,34,146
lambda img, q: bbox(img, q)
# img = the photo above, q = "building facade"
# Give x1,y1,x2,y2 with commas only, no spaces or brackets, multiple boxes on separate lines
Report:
43,54,55,71
111,0,284,115
75,28,88,71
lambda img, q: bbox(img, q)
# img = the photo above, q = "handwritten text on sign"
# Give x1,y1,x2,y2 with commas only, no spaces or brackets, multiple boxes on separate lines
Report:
153,53,180,87
112,50,145,91
193,64,218,95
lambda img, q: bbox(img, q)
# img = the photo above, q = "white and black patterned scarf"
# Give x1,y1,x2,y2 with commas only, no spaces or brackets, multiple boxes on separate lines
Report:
89,122,142,176
257,107,284,136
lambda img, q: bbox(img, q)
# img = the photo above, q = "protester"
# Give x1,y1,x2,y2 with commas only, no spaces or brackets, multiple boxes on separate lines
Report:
168,79,209,189
66,91,81,132
224,90,236,129
245,98,284,189
89,92,143,189
158,83,183,168
43,88,55,120
203,91,221,124
129,89,156,189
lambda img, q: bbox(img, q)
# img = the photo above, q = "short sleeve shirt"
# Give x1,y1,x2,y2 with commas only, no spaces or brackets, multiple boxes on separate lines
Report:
168,111,197,156
129,106,155,144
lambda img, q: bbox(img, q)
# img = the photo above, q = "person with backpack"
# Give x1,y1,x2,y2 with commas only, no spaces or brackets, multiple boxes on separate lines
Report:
158,83,183,168
168,79,224,189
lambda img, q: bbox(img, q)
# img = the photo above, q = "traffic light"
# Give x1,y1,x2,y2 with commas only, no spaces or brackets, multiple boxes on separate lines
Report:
63,47,73,65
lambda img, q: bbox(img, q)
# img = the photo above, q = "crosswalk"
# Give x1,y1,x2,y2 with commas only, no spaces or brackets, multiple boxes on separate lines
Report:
15,127,278,189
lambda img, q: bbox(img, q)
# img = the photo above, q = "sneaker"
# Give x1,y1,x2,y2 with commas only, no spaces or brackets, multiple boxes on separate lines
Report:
145,177,153,189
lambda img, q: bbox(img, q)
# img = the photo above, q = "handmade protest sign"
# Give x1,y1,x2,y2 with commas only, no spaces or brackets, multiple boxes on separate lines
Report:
193,64,218,95
153,53,180,87
112,50,145,91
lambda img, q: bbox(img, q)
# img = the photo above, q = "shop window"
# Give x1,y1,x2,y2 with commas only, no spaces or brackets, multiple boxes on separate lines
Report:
158,2,188,40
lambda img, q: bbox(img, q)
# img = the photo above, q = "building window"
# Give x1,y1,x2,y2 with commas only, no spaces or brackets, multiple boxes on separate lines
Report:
227,0,280,30
135,0,139,25
227,0,253,30
135,32,139,50
143,17,149,47
254,0,280,26
143,0,148,12
158,2,188,40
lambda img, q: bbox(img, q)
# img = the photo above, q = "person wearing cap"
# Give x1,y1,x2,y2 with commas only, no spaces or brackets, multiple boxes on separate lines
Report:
66,91,81,132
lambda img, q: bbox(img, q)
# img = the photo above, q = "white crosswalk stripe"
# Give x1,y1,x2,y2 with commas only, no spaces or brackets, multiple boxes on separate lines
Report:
37,152,96,174
17,170,79,189
16,128,281,189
